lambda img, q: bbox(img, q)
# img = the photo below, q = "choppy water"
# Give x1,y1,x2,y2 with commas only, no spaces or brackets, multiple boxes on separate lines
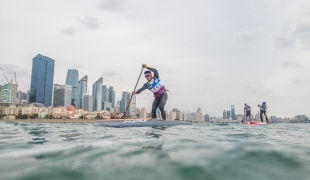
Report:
0,122,309,180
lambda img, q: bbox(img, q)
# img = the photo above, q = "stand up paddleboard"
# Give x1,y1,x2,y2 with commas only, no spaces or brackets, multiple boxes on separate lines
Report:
94,118,192,127
243,121,267,125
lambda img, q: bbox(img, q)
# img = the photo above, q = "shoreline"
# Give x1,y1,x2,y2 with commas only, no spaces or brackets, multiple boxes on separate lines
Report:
0,119,96,123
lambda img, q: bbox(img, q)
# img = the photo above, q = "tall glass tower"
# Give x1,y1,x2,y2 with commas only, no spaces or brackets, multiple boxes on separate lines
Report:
231,105,236,120
29,54,55,106
102,85,109,102
92,77,103,111
109,86,115,107
76,75,88,109
65,69,79,107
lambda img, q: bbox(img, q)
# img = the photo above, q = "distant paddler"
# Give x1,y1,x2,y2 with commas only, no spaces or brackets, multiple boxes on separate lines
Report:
258,102,269,123
132,64,168,120
244,103,253,123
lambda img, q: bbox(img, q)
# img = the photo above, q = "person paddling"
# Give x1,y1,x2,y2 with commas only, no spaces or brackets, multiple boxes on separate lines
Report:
132,64,168,120
244,103,252,122
258,102,269,123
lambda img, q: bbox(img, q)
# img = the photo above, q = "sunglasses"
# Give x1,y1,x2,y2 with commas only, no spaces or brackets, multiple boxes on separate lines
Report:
145,74,151,78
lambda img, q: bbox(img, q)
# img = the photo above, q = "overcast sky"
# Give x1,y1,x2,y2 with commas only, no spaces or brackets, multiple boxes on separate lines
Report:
0,0,309,117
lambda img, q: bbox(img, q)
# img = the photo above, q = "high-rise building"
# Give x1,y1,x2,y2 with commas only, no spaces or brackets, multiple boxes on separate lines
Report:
197,107,202,114
205,114,210,122
127,93,136,117
108,86,115,107
168,111,176,120
231,105,236,120
92,77,103,111
223,110,227,119
227,110,231,119
0,83,18,104
114,100,121,113
140,108,147,118
102,101,112,112
29,54,55,106
183,111,190,121
102,85,109,102
65,69,79,107
76,75,88,109
17,91,27,103
120,92,128,113
83,94,92,112
53,84,72,107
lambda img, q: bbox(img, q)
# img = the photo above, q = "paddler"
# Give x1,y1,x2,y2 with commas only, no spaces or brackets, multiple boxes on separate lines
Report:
258,102,269,123
244,103,253,122
132,64,168,120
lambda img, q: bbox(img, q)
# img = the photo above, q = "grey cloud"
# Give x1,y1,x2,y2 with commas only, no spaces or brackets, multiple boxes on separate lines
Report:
289,78,306,84
97,0,125,11
75,16,101,30
281,62,303,68
62,27,78,36
293,22,310,48
234,27,266,42
274,37,296,48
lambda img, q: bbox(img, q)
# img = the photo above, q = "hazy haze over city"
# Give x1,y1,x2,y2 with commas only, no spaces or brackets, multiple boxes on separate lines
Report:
0,0,309,117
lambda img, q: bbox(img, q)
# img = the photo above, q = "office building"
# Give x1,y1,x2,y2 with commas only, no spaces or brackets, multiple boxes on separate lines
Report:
102,101,112,112
17,91,27,103
120,92,128,113
231,105,236,120
102,85,109,102
205,114,210,122
227,110,231,119
223,110,227,119
29,54,55,106
109,86,115,107
83,94,92,112
65,69,79,107
53,84,72,107
114,100,121,113
140,108,147,118
120,92,136,116
92,77,103,111
76,75,88,109
0,83,18,104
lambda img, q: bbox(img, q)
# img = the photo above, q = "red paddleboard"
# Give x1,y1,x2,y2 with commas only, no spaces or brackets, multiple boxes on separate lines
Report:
243,121,267,125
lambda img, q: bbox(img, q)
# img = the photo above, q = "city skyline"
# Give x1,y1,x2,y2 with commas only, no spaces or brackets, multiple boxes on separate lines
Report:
1,1,310,117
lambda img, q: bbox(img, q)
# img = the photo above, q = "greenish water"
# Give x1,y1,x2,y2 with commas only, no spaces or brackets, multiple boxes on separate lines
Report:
0,122,309,180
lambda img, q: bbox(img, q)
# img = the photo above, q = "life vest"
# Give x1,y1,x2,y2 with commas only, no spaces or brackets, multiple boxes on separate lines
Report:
244,106,251,112
261,105,267,111
146,77,166,97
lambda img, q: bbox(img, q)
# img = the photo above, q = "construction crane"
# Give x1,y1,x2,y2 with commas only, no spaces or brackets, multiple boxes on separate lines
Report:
0,67,10,83
14,72,18,85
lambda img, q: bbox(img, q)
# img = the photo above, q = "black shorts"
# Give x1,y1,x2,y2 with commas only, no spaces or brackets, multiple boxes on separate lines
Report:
260,110,267,115
246,111,251,117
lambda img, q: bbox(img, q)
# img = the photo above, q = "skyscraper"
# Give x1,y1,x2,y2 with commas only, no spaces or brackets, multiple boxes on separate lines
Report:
65,69,79,107
17,91,27,103
102,85,109,102
76,75,88,109
197,107,202,114
231,105,236,120
227,110,231,119
109,86,115,107
29,54,55,106
223,110,227,119
205,114,210,122
83,94,92,112
0,83,18,104
53,84,72,107
92,77,103,111
120,92,128,113
127,92,136,117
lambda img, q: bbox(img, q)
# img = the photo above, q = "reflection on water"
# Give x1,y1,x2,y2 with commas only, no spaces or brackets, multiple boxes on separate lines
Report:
0,122,310,180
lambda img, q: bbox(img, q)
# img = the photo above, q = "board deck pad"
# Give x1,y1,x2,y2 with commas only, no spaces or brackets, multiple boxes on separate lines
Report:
94,118,192,127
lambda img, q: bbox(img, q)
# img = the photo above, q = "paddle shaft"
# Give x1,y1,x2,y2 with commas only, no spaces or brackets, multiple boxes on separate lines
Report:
122,67,144,119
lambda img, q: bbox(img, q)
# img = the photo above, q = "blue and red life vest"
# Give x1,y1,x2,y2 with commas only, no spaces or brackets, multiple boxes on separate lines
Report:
146,77,166,97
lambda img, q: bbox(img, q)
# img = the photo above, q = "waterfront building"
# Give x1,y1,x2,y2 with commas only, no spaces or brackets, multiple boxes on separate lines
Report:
102,85,109,102
83,94,92,112
65,69,79,107
183,111,190,121
120,92,128,113
76,75,88,109
108,86,115,107
168,110,176,120
231,105,236,120
102,101,112,112
197,107,202,114
190,112,197,121
223,110,227,119
0,83,18,104
29,54,55,106
140,108,147,118
127,92,136,117
227,110,231,119
92,77,103,111
53,84,72,107
114,101,121,113
17,91,27,103
205,114,210,122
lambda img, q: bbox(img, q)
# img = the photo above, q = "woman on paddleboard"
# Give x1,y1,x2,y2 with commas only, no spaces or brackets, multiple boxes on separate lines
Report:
132,64,168,120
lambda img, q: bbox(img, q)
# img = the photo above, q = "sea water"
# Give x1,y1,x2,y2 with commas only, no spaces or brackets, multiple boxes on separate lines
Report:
0,122,309,180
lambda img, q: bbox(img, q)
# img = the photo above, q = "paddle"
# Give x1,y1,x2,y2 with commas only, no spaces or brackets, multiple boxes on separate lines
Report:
122,67,144,119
